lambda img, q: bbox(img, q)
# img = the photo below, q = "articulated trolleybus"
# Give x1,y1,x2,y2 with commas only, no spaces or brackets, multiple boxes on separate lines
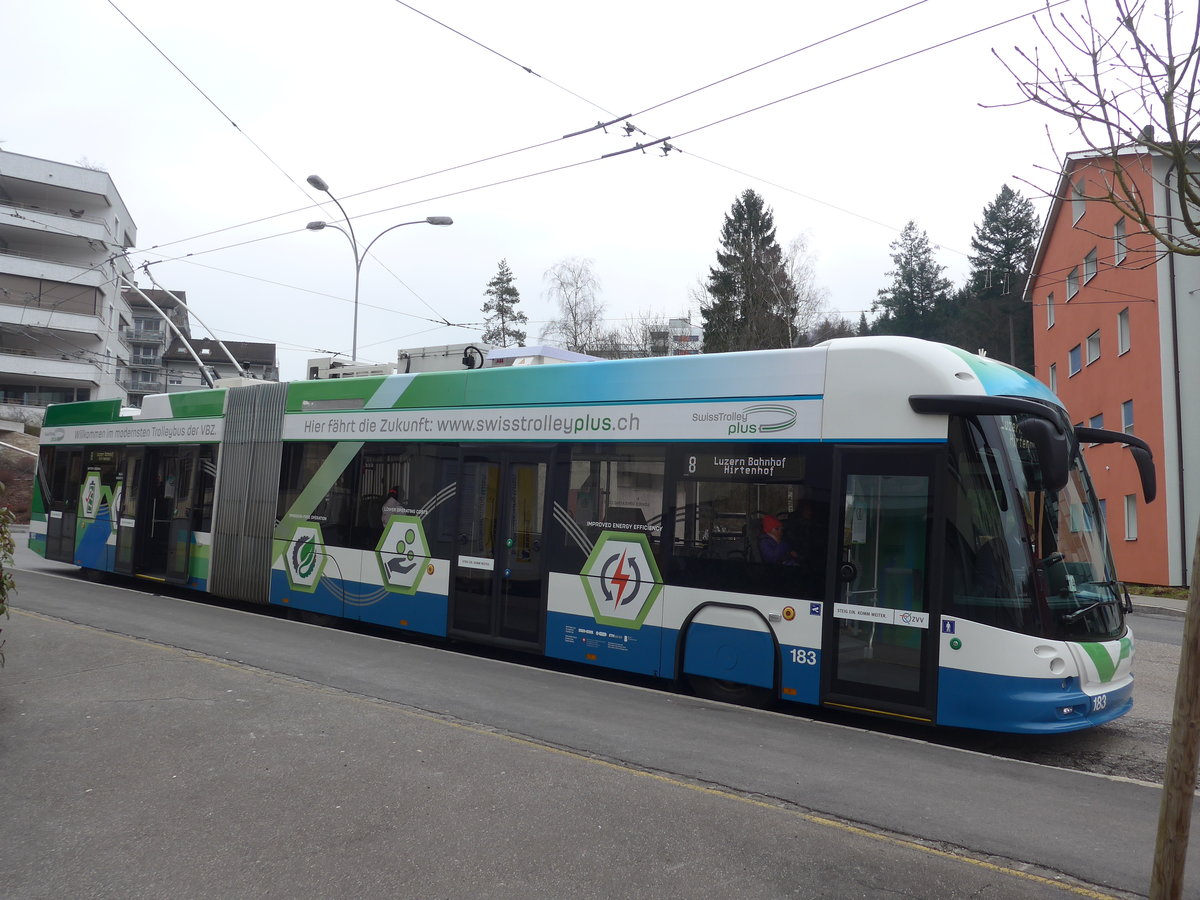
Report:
31,337,1155,733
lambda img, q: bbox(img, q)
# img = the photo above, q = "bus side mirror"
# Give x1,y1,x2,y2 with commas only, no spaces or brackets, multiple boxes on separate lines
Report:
1130,445,1157,504
1019,418,1069,493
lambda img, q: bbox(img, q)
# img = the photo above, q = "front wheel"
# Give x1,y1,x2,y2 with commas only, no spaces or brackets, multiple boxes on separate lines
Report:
688,674,776,709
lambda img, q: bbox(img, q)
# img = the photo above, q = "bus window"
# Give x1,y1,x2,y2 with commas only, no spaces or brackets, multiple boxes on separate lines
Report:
356,442,458,556
669,444,831,599
278,442,355,546
944,418,1037,633
196,446,217,532
552,444,667,571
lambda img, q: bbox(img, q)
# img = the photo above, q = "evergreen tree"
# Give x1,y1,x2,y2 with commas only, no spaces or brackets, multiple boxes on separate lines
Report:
700,189,799,353
801,315,857,346
857,311,870,336
872,221,953,341
953,185,1039,371
481,259,527,348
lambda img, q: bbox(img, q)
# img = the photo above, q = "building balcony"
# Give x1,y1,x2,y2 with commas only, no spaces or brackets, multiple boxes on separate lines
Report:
0,305,105,342
120,325,168,345
127,356,163,369
0,199,113,243
0,251,115,291
0,347,101,382
118,373,165,394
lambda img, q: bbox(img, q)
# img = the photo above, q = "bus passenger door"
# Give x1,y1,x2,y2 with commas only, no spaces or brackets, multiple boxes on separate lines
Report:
824,449,936,721
114,448,145,575
164,449,198,585
449,448,550,649
44,448,84,564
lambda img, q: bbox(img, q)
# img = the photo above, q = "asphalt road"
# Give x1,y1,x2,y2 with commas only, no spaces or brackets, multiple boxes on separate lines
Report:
4,546,1196,899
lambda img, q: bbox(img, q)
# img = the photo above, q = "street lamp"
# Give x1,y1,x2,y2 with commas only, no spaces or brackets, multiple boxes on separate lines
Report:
305,174,453,362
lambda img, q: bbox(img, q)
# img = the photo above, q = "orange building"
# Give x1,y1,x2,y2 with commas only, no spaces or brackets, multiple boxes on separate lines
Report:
1027,150,1199,586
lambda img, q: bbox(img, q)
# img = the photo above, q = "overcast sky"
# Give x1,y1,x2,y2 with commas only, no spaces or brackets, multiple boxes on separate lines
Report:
4,0,1087,379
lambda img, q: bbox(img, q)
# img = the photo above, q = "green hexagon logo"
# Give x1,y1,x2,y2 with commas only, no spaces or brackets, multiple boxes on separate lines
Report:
579,530,662,630
375,514,430,594
284,522,327,593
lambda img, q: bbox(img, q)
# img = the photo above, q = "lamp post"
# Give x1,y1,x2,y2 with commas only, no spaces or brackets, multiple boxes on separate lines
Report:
306,174,452,362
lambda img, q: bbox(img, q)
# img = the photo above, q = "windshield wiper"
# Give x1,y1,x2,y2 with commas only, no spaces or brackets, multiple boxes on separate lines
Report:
1061,593,1121,625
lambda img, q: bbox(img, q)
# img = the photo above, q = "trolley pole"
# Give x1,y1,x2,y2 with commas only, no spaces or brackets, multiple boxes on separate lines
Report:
1150,522,1200,899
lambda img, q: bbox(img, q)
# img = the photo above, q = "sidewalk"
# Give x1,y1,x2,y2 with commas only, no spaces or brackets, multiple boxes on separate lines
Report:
5,574,1106,899
1131,592,1190,617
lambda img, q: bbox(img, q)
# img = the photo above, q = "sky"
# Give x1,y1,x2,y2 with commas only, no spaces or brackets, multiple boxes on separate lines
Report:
4,0,1089,380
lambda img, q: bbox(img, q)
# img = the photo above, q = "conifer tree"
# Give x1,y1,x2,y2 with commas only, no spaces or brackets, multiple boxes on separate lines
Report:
481,259,527,348
953,185,1039,371
701,189,801,353
871,221,952,341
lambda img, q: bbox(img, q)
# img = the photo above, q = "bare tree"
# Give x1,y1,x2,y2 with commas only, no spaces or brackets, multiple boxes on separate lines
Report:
613,309,671,357
997,0,1200,254
540,257,608,353
782,235,831,342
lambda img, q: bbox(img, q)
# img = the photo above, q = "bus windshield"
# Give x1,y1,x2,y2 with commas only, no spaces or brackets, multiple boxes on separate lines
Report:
1001,416,1124,641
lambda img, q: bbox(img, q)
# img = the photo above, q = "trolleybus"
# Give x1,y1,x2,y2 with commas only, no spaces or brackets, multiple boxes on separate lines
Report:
29,337,1155,733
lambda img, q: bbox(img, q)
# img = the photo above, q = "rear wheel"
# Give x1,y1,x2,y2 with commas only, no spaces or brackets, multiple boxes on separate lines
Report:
688,674,776,709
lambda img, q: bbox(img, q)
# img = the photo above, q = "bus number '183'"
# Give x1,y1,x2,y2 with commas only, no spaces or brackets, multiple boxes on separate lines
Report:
790,649,817,665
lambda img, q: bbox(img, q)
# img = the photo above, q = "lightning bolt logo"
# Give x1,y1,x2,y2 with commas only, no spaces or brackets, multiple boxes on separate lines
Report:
610,550,631,606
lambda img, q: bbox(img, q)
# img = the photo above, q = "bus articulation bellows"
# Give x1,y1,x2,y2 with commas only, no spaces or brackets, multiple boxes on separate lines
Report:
30,337,1154,733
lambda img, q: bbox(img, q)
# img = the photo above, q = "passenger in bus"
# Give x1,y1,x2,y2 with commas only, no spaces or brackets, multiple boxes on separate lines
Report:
759,515,798,565
381,486,404,526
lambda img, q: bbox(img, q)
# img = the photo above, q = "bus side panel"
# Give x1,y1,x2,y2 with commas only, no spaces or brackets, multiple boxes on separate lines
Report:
544,572,666,677
660,588,822,704
348,547,449,636
267,545,451,637
682,606,774,689
936,618,1133,733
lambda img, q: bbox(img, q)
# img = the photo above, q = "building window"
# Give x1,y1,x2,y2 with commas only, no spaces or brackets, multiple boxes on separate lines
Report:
1099,498,1107,531
1072,177,1086,223
1122,399,1134,434
1089,413,1104,430
1049,362,1058,394
1069,344,1082,375
1084,248,1098,282
1067,267,1080,299
1118,307,1130,355
1086,329,1101,364
1047,292,1055,328
1114,218,1127,264
1124,494,1138,540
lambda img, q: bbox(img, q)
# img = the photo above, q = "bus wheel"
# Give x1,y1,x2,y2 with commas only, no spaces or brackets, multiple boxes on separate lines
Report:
81,567,109,583
688,674,776,709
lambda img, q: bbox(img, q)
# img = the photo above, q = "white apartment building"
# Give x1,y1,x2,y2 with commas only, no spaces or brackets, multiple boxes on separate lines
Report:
0,149,135,407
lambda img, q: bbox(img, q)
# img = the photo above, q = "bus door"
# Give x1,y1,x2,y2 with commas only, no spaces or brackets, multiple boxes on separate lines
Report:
113,448,146,575
823,449,937,721
44,447,84,563
163,448,199,585
449,448,551,649
114,447,192,580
